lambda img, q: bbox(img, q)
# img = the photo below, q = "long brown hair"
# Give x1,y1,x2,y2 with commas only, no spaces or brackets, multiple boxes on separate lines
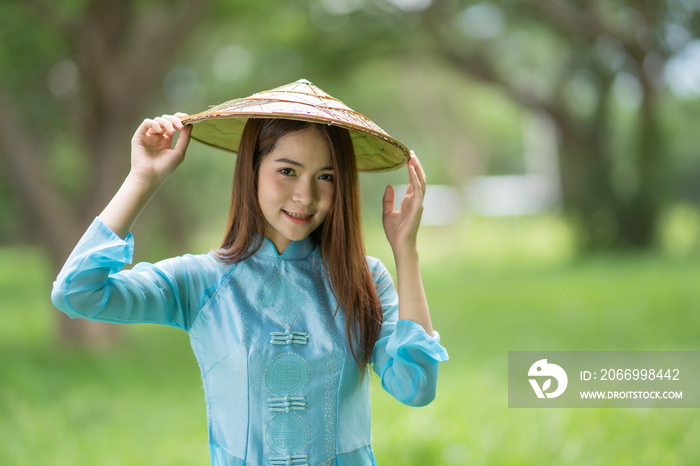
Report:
215,118,383,370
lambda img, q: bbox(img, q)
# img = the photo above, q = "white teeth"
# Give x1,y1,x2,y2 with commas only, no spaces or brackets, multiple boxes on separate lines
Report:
285,211,313,219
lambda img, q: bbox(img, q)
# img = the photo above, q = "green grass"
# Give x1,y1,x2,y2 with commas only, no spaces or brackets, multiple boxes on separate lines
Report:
2,214,700,465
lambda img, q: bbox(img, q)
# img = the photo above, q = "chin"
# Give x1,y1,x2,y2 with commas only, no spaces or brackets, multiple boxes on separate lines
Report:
290,230,313,242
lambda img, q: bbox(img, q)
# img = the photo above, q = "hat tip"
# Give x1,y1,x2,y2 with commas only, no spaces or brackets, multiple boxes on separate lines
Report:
296,78,313,85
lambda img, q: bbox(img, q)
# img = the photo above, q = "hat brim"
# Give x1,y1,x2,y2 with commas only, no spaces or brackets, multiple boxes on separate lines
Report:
180,80,410,172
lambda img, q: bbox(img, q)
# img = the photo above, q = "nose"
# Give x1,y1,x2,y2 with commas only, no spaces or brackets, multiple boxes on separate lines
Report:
292,178,318,206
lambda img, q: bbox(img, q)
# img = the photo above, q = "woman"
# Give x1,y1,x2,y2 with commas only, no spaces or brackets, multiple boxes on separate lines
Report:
52,80,448,466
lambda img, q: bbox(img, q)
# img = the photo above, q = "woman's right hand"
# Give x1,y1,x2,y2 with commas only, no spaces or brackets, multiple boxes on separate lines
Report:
130,113,192,188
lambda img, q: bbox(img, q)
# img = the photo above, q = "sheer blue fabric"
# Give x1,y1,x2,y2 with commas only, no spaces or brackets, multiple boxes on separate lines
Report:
52,218,449,466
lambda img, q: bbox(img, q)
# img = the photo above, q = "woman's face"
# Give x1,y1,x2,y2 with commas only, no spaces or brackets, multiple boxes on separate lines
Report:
257,128,334,254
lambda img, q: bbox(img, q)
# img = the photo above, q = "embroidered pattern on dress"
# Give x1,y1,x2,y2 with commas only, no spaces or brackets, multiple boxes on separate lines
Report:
256,271,308,328
311,257,342,464
264,353,309,396
266,413,309,455
264,352,311,464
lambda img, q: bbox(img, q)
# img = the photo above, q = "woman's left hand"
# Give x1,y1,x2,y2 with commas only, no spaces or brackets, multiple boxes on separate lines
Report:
382,151,426,253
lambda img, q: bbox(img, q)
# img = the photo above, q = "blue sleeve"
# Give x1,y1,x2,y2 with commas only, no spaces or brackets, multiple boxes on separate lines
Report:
368,258,449,407
51,217,220,331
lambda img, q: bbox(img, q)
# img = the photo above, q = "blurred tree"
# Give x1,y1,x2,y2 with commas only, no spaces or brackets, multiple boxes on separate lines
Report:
0,0,213,344
211,0,698,250
417,0,699,249
2,0,699,350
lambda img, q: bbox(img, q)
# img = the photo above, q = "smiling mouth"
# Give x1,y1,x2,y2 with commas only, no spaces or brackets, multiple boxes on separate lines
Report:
283,210,314,219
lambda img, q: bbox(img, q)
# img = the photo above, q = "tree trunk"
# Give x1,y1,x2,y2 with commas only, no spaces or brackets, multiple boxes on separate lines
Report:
0,0,213,346
618,80,663,249
420,0,669,251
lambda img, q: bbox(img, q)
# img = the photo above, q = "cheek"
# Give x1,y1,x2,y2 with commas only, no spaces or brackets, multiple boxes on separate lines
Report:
320,184,335,208
257,173,284,202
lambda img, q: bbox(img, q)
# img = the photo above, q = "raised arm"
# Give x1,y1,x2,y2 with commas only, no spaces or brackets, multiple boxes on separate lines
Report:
381,152,433,335
100,113,191,238
50,113,212,330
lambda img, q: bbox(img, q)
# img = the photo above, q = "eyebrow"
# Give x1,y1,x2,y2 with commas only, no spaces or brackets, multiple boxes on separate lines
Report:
274,158,333,171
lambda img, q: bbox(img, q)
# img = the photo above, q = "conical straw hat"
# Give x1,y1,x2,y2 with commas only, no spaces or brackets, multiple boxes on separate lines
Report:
181,79,410,172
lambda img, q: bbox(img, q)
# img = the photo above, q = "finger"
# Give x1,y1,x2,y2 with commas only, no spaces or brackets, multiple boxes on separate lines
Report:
174,112,190,127
154,116,176,135
147,119,165,135
410,151,427,194
405,155,416,194
161,113,187,130
382,185,395,217
136,118,161,136
405,178,414,196
413,153,426,181
408,162,423,200
173,124,192,156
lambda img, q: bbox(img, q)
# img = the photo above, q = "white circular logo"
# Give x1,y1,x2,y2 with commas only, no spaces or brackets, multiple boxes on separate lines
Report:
528,359,568,399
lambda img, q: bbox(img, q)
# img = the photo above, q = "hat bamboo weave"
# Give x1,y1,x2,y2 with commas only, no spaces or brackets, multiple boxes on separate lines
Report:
181,79,410,172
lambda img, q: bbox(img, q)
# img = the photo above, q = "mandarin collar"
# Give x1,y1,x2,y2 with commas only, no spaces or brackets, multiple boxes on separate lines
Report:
258,236,317,260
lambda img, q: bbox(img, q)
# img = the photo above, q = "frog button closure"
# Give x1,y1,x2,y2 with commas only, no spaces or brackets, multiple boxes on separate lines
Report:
270,330,309,346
